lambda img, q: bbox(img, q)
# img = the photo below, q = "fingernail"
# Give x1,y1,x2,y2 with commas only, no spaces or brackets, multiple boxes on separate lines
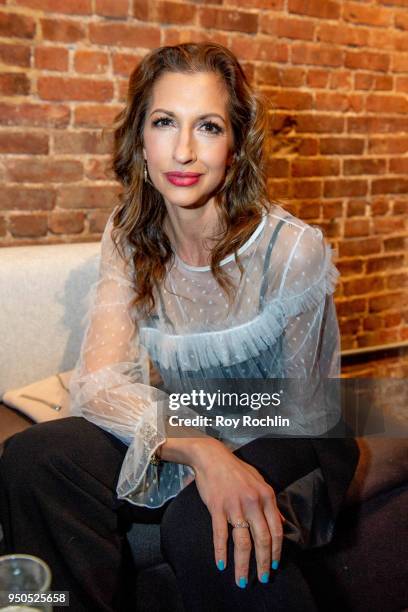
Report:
217,560,225,571
260,572,269,583
271,560,279,570
238,576,247,589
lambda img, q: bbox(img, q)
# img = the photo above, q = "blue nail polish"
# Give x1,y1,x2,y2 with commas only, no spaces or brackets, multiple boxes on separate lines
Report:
217,560,225,571
271,560,279,570
261,572,269,583
238,576,247,589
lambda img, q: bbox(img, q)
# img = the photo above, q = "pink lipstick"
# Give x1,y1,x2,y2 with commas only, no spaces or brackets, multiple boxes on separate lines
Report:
165,172,202,186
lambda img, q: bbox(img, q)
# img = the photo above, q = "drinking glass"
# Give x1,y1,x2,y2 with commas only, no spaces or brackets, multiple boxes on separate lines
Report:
0,555,51,611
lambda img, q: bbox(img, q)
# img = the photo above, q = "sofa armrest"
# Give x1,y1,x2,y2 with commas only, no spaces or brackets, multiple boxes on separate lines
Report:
344,436,408,506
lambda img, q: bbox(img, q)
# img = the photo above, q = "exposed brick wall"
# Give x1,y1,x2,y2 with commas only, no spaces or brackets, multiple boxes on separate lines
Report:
0,0,407,354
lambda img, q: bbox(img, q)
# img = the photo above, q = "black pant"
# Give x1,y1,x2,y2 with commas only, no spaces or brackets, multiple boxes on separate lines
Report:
0,417,358,612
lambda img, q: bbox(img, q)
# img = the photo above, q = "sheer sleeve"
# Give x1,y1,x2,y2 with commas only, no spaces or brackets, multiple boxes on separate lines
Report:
278,224,341,435
68,207,194,508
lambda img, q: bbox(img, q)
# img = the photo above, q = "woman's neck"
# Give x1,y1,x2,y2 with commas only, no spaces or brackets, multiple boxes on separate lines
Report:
163,201,223,267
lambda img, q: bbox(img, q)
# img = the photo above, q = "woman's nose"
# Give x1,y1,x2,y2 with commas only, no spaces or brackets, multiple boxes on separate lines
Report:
173,127,197,164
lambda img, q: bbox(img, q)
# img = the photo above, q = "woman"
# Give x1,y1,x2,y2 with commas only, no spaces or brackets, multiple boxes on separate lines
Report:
0,42,359,611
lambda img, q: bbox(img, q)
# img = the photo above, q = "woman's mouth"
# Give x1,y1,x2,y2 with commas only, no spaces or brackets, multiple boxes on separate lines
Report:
165,172,202,186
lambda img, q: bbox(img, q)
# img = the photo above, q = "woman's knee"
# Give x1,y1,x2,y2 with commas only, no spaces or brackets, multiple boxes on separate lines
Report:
0,417,125,489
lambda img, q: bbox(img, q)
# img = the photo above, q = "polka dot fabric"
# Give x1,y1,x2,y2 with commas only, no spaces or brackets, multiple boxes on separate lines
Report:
69,202,341,508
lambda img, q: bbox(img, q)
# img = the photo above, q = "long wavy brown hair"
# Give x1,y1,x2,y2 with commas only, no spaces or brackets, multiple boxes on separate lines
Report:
110,42,270,318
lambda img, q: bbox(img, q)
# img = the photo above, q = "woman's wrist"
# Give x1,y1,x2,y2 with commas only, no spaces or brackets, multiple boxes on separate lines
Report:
159,434,227,470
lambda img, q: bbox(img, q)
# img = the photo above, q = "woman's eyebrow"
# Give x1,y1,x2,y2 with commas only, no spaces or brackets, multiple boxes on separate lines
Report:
149,108,226,123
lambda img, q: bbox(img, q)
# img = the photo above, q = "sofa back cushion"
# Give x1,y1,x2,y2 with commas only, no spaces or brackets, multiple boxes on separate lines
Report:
0,242,100,396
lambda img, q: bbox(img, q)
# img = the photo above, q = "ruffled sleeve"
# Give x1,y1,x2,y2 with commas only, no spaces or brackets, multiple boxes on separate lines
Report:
277,224,342,435
68,207,194,508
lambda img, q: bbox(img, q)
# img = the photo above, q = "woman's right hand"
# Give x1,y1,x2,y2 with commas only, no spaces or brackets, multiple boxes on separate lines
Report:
189,437,285,588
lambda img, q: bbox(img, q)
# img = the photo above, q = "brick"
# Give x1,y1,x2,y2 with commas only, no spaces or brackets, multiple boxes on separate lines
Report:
89,23,160,48
395,11,408,30
389,158,408,174
6,159,83,183
394,200,408,214
297,138,319,156
344,158,387,175
288,0,340,19
392,54,408,73
15,0,91,13
366,94,408,114
345,51,390,72
41,18,86,42
363,315,383,331
373,217,406,234
343,2,392,27
348,115,408,134
261,16,315,40
298,202,320,218
0,103,70,128
320,137,364,155
265,158,289,178
117,79,128,103
384,236,407,251
306,69,329,88
230,37,288,62
95,0,129,17
347,200,367,217
58,185,122,209
339,317,360,335
336,297,366,317
396,76,408,92
0,12,36,38
155,1,196,25
199,7,257,33
318,219,341,238
0,43,31,67
336,259,364,276
0,73,30,96
368,137,408,154
343,276,384,296
372,178,408,195
0,187,56,210
357,329,400,348
10,213,48,237
74,51,109,74
366,255,404,274
387,273,408,290
0,131,48,154
34,47,68,71
371,198,389,216
329,71,353,90
344,218,370,237
0,216,6,237
264,90,313,111
48,211,85,234
317,23,369,47
224,0,282,7
256,65,292,86
292,158,339,177
161,28,229,47
292,180,322,198
315,93,363,112
324,180,367,198
53,131,113,154
292,42,343,67
384,312,402,327
296,114,344,133
369,292,406,313
266,180,290,199
321,200,343,218
74,104,122,128
112,52,141,76
88,209,112,233
339,237,381,257
85,158,115,180
38,77,113,102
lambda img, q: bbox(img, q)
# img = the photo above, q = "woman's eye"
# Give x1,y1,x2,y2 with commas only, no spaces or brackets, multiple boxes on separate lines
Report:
152,117,173,128
200,121,223,134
